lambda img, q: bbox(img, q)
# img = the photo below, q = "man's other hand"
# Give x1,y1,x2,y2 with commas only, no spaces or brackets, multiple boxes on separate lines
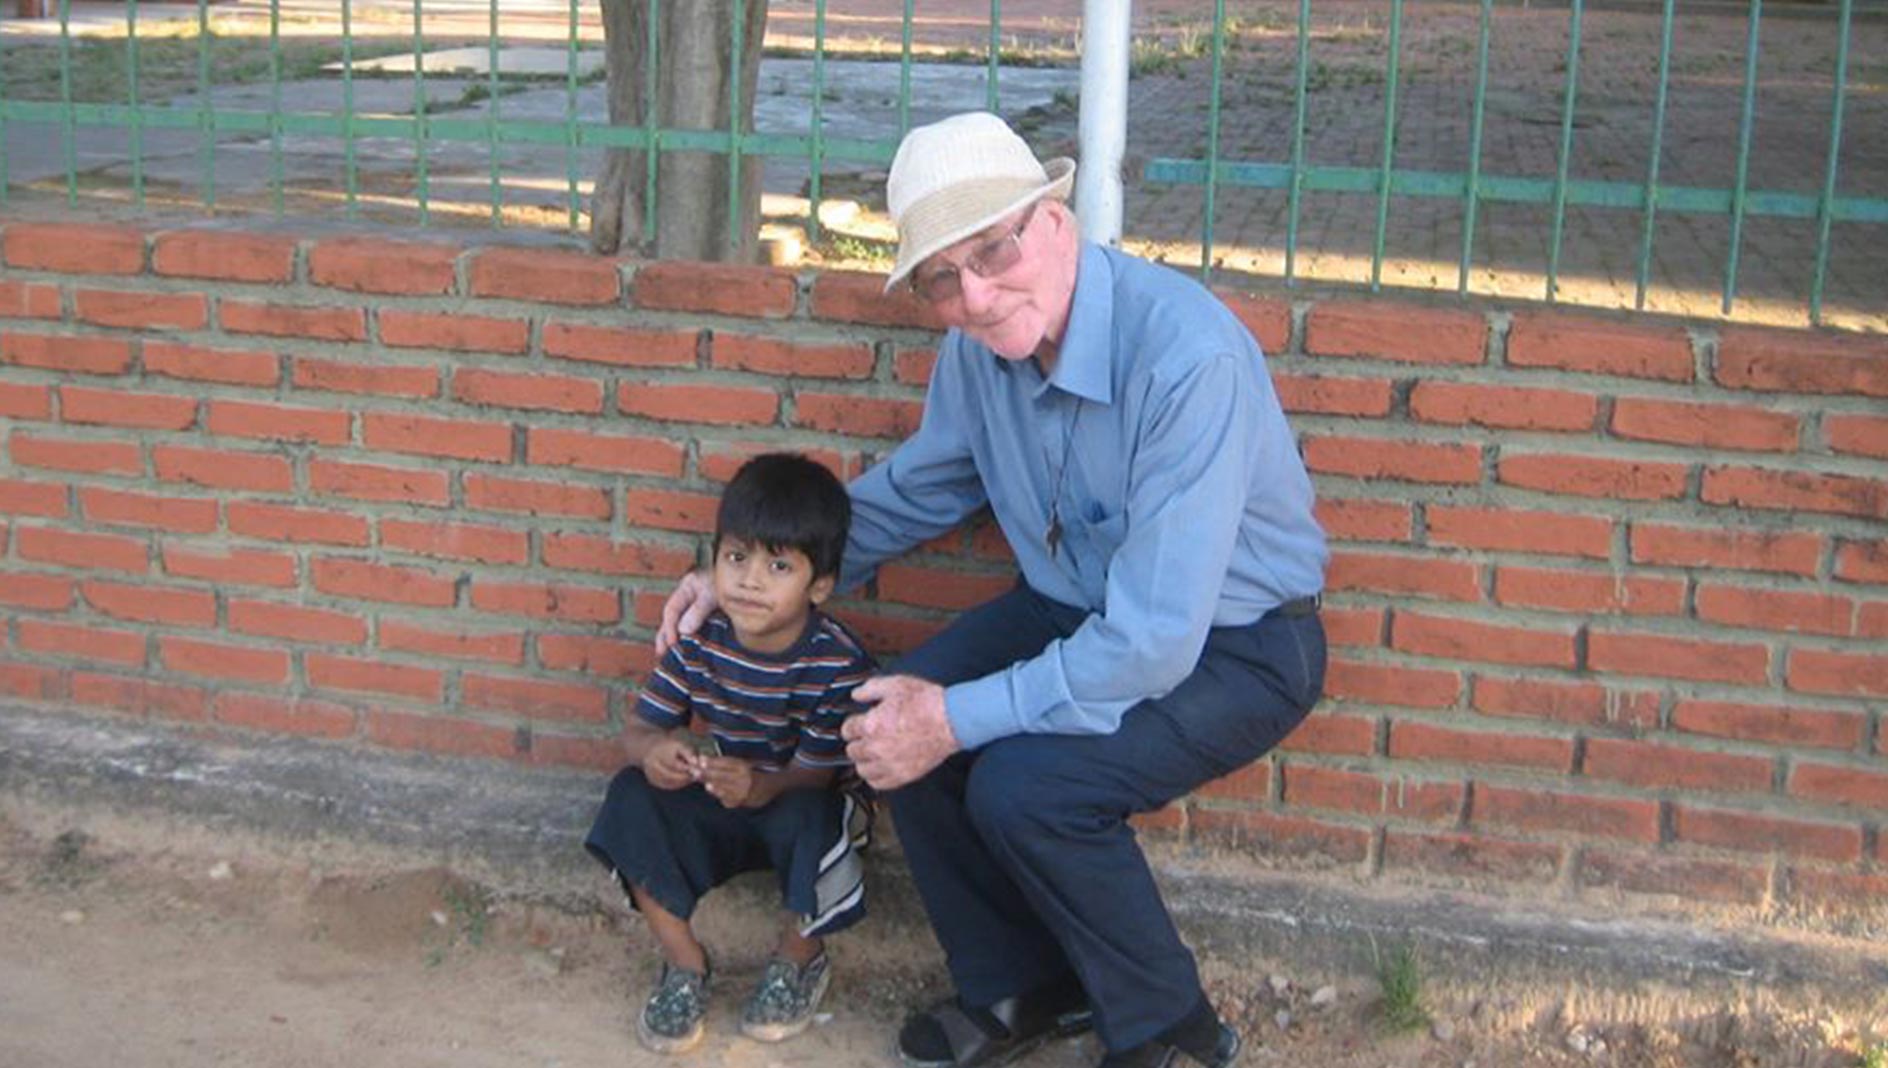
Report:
842,674,961,790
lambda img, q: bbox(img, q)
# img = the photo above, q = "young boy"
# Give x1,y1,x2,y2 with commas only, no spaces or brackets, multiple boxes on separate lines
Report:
585,452,875,1054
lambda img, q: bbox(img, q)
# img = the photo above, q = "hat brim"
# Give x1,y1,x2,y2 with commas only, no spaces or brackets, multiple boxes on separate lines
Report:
882,157,1076,295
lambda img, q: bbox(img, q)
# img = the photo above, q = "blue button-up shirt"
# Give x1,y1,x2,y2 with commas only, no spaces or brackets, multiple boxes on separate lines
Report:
843,243,1327,749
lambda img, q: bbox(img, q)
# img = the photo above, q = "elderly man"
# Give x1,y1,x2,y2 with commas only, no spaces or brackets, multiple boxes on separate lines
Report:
660,111,1327,1068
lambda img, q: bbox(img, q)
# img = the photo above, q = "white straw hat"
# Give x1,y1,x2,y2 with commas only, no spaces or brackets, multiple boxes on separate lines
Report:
882,112,1076,294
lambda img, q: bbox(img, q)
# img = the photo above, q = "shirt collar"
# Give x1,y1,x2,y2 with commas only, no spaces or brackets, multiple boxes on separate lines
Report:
1045,243,1114,406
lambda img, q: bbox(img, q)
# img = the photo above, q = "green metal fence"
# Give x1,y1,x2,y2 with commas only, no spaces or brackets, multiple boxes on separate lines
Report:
0,0,1881,327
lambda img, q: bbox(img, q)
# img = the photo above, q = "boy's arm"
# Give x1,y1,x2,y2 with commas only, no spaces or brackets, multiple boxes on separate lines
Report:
745,762,835,807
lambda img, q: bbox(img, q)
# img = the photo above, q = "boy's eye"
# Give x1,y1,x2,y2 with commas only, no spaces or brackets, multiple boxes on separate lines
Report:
724,549,746,564
769,558,794,574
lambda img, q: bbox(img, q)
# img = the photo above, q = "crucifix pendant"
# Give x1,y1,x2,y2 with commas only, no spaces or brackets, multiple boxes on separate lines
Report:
1046,514,1063,557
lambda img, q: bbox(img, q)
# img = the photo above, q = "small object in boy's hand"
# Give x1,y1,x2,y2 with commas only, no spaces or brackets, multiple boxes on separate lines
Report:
686,732,721,758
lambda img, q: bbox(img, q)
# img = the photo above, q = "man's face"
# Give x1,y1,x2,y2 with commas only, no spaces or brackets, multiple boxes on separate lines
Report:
911,201,1066,361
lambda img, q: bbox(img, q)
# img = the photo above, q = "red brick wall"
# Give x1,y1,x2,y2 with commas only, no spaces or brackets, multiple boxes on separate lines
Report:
2,220,1883,911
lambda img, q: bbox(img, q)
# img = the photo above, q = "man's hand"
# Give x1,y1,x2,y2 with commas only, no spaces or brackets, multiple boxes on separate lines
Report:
842,674,961,790
656,570,717,657
700,757,757,809
643,736,704,791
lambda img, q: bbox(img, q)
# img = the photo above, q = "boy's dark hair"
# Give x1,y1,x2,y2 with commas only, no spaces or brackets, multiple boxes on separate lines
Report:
714,452,851,579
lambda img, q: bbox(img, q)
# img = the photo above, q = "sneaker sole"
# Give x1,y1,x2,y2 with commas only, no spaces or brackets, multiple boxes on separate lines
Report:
637,1014,705,1055
739,964,833,1043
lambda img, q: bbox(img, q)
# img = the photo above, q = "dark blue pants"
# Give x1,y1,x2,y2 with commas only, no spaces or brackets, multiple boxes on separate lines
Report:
890,583,1325,1052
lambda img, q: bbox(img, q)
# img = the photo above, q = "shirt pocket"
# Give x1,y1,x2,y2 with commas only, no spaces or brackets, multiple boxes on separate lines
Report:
1063,504,1128,593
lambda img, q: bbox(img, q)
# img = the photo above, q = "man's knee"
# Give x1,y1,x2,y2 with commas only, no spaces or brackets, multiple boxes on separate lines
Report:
963,743,1101,845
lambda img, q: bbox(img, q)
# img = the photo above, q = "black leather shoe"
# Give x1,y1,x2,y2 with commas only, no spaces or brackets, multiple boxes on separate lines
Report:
1097,1019,1240,1068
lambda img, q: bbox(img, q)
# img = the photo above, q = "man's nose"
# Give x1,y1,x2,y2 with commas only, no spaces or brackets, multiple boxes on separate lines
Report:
957,267,1000,316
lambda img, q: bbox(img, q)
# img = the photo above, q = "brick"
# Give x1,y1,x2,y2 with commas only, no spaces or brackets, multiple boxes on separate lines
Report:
1672,699,1863,750
543,323,699,367
1410,382,1598,432
291,357,440,398
71,672,207,722
878,564,1017,612
0,478,68,518
219,300,368,342
4,223,144,274
213,693,358,739
1629,522,1822,577
379,519,529,566
1324,657,1460,708
1322,605,1385,648
525,427,684,477
1506,311,1693,382
9,433,141,476
1389,720,1573,771
617,381,779,426
794,392,925,439
228,598,368,645
59,386,198,430
1609,397,1800,452
0,570,74,611
1834,540,1887,584
379,309,529,355
152,444,293,492
1672,805,1861,862
161,543,296,588
1576,850,1767,904
469,580,619,623
541,533,695,577
1473,676,1660,730
711,333,875,379
1277,710,1379,755
468,246,620,305
1189,809,1372,865
636,262,798,319
0,280,64,318
151,230,297,283
2,332,134,374
364,710,521,761
19,620,146,665
894,346,937,387
1305,302,1486,365
159,636,290,684
1302,436,1482,485
0,660,65,701
80,580,215,627
1494,566,1685,617
1788,762,1888,809
536,633,652,678
1391,611,1576,669
206,399,351,445
622,488,719,534
465,473,611,519
1195,761,1271,803
309,459,450,507
17,527,148,573
1859,602,1888,640
462,673,609,724
1588,630,1769,686
1787,648,1887,698
1270,373,1394,418
452,367,604,414
1716,326,1888,398
227,501,371,546
309,237,459,295
311,557,456,607
380,621,525,665
362,412,512,463
1498,453,1689,501
1218,292,1292,354
1282,764,1463,821
1382,830,1562,882
806,270,941,329
143,341,280,387
1824,413,1888,459
1474,785,1660,842
1315,499,1411,543
1584,738,1773,793
1326,551,1481,602
308,655,445,702
1694,584,1852,636
1702,466,1887,521
0,381,52,420
1426,505,1611,559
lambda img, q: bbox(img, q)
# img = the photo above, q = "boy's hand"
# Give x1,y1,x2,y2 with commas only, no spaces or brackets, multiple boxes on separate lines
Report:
644,736,704,791
700,757,757,808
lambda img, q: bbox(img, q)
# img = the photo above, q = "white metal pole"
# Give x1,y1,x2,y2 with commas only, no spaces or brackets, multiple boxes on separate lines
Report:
1077,0,1130,245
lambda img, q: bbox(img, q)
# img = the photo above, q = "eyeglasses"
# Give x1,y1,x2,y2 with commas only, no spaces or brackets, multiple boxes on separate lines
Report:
909,204,1038,305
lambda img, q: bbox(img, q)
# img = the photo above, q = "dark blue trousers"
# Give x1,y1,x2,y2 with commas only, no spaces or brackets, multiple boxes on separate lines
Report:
889,583,1325,1052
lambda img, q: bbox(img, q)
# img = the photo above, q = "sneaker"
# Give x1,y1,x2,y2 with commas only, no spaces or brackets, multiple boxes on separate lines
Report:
638,961,710,1054
740,951,832,1042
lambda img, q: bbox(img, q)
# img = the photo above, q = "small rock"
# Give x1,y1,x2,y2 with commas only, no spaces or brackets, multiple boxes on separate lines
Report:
813,1012,834,1026
1274,1010,1292,1031
524,949,564,978
60,909,85,925
1267,974,1291,998
208,861,234,881
1588,1038,1607,1058
1432,1018,1456,1041
1309,985,1338,1008
431,910,450,927
1566,1029,1590,1054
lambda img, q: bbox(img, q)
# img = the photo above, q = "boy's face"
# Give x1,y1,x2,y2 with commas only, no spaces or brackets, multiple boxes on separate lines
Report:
711,535,835,654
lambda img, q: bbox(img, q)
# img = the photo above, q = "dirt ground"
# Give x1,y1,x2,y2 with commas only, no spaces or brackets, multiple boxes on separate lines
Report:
0,801,1879,1068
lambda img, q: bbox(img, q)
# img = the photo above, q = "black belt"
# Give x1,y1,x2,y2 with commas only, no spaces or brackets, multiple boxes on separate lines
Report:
1266,594,1322,619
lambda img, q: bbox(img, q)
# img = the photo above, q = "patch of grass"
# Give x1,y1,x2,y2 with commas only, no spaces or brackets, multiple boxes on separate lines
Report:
1862,1042,1887,1068
3,27,417,104
1371,937,1430,1034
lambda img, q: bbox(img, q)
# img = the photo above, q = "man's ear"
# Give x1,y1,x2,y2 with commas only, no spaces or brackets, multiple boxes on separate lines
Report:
809,574,836,606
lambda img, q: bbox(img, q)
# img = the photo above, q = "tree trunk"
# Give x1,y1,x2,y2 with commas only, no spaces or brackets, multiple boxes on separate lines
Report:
590,0,769,263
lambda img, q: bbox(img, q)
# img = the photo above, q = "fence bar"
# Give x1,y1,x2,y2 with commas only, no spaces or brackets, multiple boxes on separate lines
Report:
1369,0,1405,290
986,0,1001,113
1723,0,1763,312
642,0,659,243
1456,0,1492,295
565,0,581,231
59,0,75,205
412,0,430,224
0,6,9,203
196,0,212,208
343,0,358,219
125,0,143,208
727,0,746,253
1808,0,1853,325
809,0,829,242
1199,0,1227,280
1284,0,1310,285
268,0,282,214
899,0,914,137
1077,0,1129,246
488,0,502,226
1546,0,1584,301
1633,0,1676,310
